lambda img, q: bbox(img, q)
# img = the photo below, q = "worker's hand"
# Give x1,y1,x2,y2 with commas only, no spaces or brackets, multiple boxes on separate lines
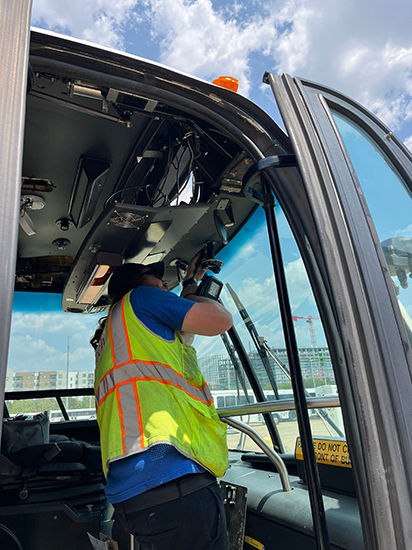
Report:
185,248,206,282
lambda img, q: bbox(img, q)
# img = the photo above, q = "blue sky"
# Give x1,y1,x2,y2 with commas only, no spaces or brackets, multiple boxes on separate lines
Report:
31,0,412,150
7,1,412,377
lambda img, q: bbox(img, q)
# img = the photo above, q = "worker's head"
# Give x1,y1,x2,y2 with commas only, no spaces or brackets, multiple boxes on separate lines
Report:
108,261,167,304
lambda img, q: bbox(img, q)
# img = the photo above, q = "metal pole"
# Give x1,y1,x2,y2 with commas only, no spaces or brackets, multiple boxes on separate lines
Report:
220,332,250,399
0,0,33,445
221,416,292,492
262,180,330,550
226,325,283,453
226,283,280,399
65,337,70,409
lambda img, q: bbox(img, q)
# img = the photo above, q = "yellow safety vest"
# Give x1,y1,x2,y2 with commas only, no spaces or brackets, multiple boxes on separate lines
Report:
94,290,228,478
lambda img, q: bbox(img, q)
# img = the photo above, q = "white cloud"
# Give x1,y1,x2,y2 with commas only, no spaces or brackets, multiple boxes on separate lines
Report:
32,0,139,48
394,224,412,238
234,242,257,261
221,257,322,348
31,0,412,135
11,312,97,336
9,311,100,372
270,0,412,130
146,0,280,96
404,136,412,151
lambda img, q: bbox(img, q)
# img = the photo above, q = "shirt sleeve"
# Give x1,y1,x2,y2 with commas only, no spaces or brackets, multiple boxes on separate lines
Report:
130,286,195,332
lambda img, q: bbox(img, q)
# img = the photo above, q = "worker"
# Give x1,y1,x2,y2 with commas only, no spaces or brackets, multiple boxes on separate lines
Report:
91,249,232,549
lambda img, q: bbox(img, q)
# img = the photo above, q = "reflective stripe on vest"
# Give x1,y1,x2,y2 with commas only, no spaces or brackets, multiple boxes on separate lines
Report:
96,361,213,408
95,292,227,477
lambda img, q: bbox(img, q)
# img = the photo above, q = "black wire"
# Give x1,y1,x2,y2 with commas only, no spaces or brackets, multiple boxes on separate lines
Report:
150,142,185,206
0,523,24,550
104,185,144,209
170,138,195,205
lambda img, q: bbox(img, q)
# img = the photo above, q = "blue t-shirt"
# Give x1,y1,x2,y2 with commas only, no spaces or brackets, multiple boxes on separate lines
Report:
105,286,206,504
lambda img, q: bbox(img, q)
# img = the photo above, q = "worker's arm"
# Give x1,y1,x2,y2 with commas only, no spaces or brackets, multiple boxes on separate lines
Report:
180,248,233,336
181,298,233,336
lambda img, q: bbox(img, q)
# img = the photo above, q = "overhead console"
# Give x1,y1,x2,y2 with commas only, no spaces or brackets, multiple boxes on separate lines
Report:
62,201,214,313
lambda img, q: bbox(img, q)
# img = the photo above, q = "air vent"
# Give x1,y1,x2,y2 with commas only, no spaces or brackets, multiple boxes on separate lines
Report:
110,211,148,229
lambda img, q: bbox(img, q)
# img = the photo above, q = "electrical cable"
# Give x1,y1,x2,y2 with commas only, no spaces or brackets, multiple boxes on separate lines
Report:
103,185,145,209
0,523,24,550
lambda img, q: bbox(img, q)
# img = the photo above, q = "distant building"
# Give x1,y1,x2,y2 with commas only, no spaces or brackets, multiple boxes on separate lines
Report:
6,347,334,393
6,370,95,391
199,346,334,390
5,369,14,392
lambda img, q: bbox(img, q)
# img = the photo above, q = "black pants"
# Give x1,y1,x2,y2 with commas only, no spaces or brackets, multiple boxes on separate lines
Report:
114,477,227,550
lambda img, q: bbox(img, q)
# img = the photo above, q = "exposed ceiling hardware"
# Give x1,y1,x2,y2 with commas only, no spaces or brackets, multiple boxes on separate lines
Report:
144,99,158,112
109,88,159,112
68,156,111,229
95,251,123,267
136,150,163,163
20,194,45,236
107,118,165,208
22,177,54,193
20,45,264,298
69,82,109,113
170,258,188,283
220,156,253,194
214,198,235,245
106,89,119,103
56,218,73,232
216,198,235,227
52,238,71,250
29,90,131,126
144,252,166,264
77,264,114,305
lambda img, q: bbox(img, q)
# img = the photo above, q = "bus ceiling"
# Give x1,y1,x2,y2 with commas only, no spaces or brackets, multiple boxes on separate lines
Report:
16,29,292,311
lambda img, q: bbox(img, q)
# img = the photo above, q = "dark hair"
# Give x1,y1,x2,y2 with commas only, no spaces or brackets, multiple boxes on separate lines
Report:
107,261,164,304
108,264,145,304
90,317,107,350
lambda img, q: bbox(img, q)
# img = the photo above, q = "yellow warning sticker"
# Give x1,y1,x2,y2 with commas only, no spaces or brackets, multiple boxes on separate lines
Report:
245,535,265,549
295,438,351,468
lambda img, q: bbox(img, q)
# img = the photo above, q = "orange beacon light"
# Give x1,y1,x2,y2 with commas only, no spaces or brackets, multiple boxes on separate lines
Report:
212,76,239,92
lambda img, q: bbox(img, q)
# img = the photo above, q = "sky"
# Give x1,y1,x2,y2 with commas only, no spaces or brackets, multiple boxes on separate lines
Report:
30,0,412,150
7,0,412,379
8,207,324,375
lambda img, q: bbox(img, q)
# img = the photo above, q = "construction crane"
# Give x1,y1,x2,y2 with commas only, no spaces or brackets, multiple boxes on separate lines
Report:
292,315,319,348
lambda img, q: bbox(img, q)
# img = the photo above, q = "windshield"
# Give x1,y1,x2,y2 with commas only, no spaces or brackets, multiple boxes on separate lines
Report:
7,205,343,449
195,206,344,453
6,293,99,418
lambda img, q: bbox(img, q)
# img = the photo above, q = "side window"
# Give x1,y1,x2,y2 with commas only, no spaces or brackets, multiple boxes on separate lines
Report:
332,112,412,347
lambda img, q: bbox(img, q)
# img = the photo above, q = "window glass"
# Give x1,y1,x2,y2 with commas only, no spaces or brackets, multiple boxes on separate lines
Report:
5,397,96,422
332,112,412,347
7,292,99,416
196,206,344,453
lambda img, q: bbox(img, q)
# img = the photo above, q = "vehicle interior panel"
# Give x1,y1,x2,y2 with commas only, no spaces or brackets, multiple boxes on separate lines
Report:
224,453,363,550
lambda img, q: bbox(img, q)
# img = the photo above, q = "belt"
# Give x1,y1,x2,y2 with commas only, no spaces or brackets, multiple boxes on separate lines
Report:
116,472,216,514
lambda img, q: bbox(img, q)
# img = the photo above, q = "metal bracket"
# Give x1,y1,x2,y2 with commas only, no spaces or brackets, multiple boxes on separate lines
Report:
243,154,296,205
243,154,297,186
220,481,248,550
